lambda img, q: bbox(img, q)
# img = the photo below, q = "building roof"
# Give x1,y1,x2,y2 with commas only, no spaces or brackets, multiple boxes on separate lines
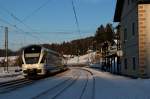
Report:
113,0,124,22
139,0,150,4
114,0,150,22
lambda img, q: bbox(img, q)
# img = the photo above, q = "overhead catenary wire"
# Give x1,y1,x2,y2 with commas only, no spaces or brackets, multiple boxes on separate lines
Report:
0,0,83,38
10,14,34,31
0,6,43,38
0,3,53,45
16,31,94,35
0,17,44,44
1,4,52,41
0,0,88,51
71,0,82,58
0,3,43,31
22,0,53,22
71,0,81,38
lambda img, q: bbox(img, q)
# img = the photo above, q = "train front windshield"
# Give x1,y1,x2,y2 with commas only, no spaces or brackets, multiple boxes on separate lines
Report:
24,45,41,64
25,54,40,64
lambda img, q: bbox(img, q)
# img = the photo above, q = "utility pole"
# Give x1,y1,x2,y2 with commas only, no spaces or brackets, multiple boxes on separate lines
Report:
5,27,8,72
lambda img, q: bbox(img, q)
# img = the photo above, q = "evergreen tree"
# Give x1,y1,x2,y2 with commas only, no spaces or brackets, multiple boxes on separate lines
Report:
95,25,105,44
105,23,114,44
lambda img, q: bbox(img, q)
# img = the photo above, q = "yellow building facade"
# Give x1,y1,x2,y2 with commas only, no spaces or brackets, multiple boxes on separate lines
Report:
114,0,150,78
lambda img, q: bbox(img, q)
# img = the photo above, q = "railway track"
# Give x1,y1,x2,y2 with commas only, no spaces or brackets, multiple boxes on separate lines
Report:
0,68,71,94
51,68,96,99
50,71,81,99
0,68,95,99
0,69,70,94
32,70,81,99
84,69,96,99
79,72,89,99
0,78,34,93
81,68,96,99
75,68,95,99
32,68,95,99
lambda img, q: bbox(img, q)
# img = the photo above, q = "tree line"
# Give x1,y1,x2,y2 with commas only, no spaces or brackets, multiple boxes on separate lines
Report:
43,23,115,55
0,23,115,57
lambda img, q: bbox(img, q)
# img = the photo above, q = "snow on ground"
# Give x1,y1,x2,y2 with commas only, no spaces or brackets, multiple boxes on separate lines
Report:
0,69,78,99
67,52,96,65
0,74,24,83
36,69,90,99
0,66,23,83
1,53,150,99
84,67,150,99
1,67,150,99
0,56,18,62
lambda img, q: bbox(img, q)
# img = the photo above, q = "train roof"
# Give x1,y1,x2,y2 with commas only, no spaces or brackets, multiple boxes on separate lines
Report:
23,44,60,56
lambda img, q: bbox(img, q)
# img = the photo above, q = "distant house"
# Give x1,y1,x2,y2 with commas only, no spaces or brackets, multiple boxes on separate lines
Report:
114,0,150,78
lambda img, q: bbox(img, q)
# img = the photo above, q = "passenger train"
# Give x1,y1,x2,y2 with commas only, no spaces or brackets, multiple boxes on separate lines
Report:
22,45,67,77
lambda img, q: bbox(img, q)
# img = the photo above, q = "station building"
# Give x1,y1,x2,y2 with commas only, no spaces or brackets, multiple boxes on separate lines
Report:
114,0,150,78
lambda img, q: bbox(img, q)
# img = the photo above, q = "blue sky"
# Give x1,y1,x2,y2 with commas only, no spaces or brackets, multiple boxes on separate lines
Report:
0,0,116,50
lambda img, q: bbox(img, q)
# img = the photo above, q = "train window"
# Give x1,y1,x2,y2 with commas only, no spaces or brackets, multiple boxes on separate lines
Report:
25,57,39,64
24,45,41,54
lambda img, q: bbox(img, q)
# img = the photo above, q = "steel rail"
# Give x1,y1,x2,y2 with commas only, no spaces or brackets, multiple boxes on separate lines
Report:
79,72,89,99
80,68,96,99
0,79,33,93
32,70,81,99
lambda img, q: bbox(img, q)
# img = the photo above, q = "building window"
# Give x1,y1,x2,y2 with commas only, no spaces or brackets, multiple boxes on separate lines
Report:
132,23,135,36
124,58,127,70
124,28,127,42
132,57,136,70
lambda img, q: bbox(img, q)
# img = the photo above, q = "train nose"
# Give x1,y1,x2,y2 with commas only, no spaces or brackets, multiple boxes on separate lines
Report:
29,69,36,74
23,69,42,74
